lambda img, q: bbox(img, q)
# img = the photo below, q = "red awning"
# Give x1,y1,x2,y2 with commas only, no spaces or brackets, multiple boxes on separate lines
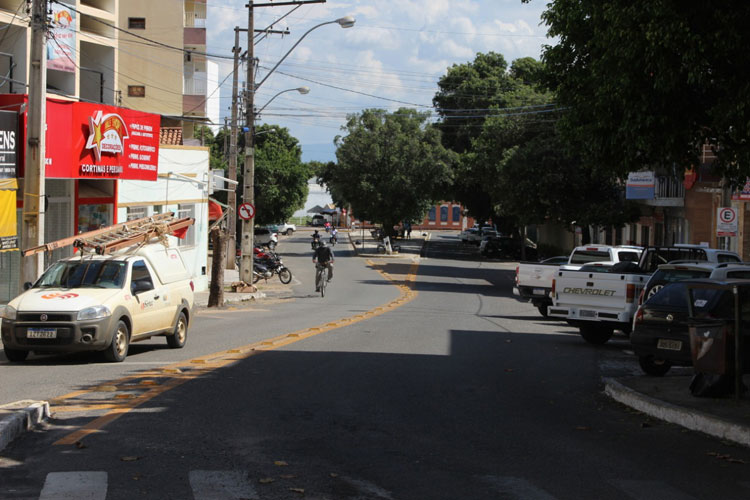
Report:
208,200,223,221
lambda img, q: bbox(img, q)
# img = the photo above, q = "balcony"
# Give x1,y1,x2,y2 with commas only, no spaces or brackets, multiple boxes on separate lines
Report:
641,176,685,207
185,11,206,28
183,72,207,95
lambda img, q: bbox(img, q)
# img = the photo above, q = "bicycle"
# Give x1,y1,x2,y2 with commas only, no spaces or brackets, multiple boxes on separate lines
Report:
315,265,328,297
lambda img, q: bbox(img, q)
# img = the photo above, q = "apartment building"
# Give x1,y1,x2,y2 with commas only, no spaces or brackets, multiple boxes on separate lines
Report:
0,0,214,302
118,0,219,141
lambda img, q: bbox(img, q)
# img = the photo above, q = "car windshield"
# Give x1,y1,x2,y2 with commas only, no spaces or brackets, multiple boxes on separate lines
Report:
35,260,127,289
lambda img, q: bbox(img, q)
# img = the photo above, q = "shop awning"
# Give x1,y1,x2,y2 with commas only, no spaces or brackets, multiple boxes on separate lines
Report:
0,178,18,252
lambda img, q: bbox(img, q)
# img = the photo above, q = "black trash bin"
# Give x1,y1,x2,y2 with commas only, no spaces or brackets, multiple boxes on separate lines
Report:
689,320,730,375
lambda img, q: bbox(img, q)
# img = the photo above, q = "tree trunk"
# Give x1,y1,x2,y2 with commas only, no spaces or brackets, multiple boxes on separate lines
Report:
208,227,228,307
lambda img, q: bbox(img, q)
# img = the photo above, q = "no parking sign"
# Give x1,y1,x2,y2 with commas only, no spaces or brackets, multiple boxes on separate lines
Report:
717,207,738,237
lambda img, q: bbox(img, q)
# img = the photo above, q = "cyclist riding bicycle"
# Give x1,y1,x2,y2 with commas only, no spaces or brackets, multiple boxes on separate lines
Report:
311,229,321,249
312,243,335,292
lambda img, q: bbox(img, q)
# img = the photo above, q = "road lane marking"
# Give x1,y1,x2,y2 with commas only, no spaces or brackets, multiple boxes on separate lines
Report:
51,257,419,446
39,471,107,500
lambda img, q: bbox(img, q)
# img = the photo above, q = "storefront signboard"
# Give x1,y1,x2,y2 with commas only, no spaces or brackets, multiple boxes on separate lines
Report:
626,171,655,199
0,110,17,179
47,3,76,73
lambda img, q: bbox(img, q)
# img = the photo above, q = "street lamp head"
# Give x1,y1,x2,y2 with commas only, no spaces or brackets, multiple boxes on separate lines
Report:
296,86,310,95
336,16,356,28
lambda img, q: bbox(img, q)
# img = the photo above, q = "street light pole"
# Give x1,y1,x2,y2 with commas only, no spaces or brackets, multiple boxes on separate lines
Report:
255,87,309,117
238,8,355,284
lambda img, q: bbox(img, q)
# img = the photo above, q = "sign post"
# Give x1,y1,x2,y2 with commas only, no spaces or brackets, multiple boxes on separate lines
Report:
238,202,255,221
717,207,738,237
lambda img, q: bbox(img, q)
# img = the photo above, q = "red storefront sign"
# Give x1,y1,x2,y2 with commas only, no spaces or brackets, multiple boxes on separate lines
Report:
0,95,160,180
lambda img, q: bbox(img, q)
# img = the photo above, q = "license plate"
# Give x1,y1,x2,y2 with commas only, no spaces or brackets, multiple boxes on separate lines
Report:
579,310,597,318
657,339,682,351
533,288,546,296
27,328,57,339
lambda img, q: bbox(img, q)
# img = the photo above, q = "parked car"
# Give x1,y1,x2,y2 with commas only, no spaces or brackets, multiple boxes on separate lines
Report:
631,263,750,375
255,227,278,248
275,222,296,236
460,228,481,244
311,214,328,227
0,244,194,363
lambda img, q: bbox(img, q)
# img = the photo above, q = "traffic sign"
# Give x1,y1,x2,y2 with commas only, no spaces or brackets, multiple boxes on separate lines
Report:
717,207,738,237
238,202,255,221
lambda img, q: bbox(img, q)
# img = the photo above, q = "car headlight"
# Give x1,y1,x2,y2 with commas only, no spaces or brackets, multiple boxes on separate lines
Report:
77,305,111,321
0,305,17,320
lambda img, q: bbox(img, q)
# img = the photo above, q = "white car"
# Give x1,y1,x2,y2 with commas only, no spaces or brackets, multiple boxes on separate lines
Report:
0,244,194,363
255,227,278,248
276,222,296,236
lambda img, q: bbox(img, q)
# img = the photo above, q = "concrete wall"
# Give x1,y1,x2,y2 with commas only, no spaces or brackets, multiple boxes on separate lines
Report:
117,145,210,291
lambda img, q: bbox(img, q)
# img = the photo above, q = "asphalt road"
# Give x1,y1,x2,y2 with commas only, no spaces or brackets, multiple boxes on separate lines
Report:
2,231,750,499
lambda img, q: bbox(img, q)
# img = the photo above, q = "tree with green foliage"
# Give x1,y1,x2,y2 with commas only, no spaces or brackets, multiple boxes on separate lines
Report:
252,124,313,226
537,0,750,185
321,108,455,234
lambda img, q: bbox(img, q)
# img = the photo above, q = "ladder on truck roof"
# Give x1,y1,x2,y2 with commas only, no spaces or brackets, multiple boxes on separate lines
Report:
23,213,195,257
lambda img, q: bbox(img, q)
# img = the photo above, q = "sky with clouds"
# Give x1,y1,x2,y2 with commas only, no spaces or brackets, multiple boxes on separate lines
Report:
207,1,551,162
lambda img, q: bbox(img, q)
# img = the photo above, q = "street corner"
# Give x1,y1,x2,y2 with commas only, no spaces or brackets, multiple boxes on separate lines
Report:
0,400,50,452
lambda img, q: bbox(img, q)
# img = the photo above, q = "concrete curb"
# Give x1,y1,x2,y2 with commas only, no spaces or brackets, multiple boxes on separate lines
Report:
603,377,750,447
0,400,50,452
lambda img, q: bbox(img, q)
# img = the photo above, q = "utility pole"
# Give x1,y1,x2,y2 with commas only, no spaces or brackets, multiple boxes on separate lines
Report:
227,26,241,270
21,0,47,287
239,4,256,284
238,0,329,284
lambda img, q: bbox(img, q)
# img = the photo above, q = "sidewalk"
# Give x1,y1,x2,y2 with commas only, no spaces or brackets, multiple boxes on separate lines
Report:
604,373,750,447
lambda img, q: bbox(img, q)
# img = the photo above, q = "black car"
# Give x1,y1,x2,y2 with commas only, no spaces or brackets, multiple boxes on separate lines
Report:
631,279,750,376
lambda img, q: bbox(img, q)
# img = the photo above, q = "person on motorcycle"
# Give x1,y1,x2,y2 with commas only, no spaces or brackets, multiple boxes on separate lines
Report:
311,230,321,249
312,243,335,292
330,226,338,244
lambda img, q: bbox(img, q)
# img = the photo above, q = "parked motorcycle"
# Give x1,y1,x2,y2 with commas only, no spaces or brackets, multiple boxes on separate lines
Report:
253,250,293,284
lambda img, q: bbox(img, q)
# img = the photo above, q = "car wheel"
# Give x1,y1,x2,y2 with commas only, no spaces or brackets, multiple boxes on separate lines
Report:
167,312,188,349
4,347,29,362
104,320,129,362
579,324,613,345
639,355,672,376
278,267,292,284
286,229,293,236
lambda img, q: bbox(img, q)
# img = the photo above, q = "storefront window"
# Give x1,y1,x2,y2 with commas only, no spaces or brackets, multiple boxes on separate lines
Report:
78,204,111,234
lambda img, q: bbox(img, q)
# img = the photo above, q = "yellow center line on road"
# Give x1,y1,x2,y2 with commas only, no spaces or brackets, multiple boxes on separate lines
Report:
52,257,420,446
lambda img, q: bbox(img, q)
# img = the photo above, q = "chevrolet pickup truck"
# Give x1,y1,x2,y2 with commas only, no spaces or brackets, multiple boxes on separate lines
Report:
513,245,643,316
548,245,741,344
1,243,195,363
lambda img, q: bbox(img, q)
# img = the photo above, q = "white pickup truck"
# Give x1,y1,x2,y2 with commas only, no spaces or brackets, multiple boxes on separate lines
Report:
1,244,195,363
548,245,742,344
513,245,643,316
